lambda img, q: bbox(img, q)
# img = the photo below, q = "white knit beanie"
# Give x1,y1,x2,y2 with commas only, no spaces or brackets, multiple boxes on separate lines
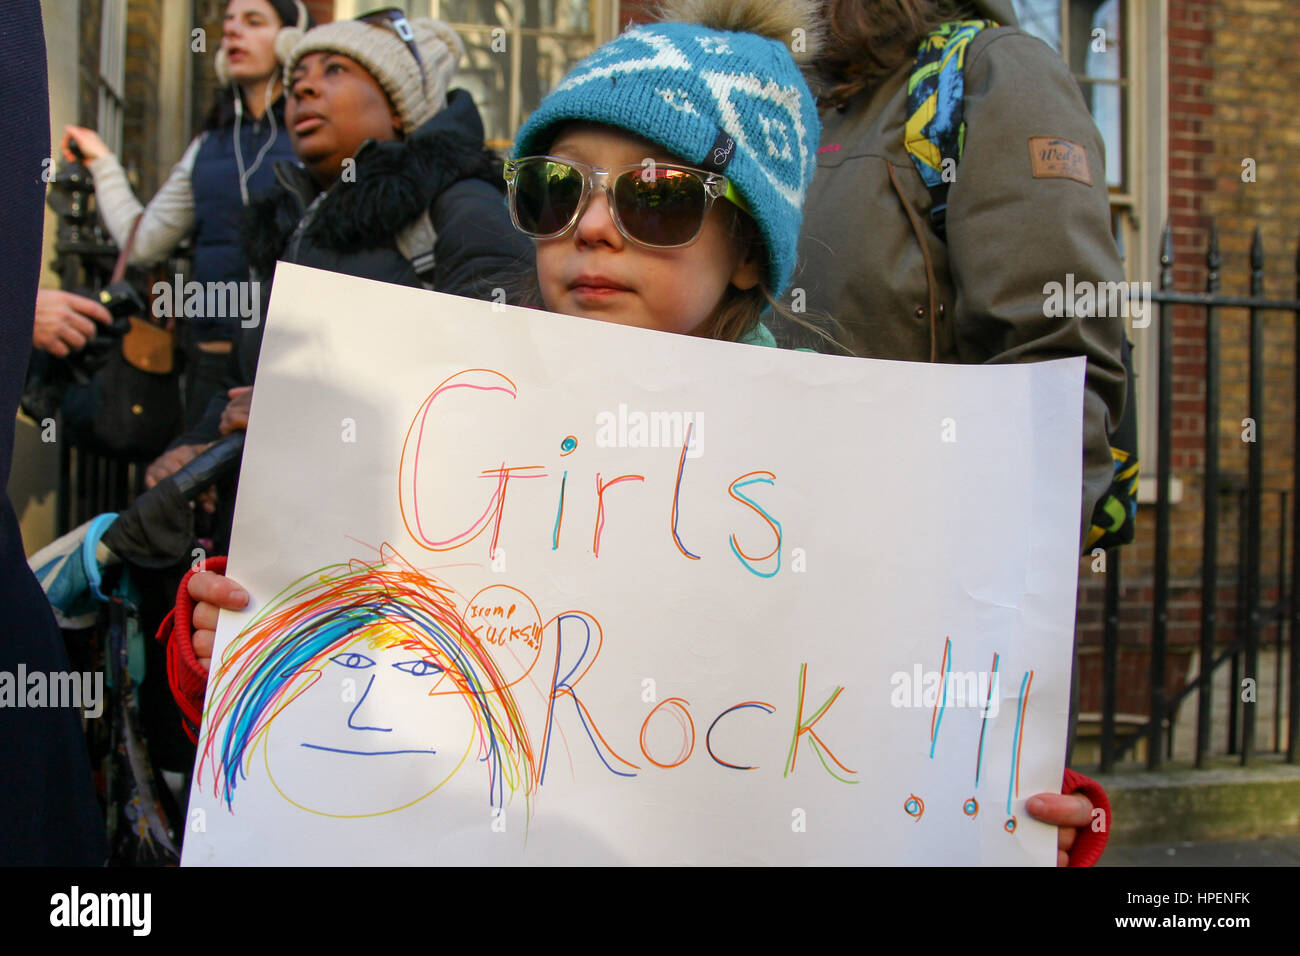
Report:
285,17,465,134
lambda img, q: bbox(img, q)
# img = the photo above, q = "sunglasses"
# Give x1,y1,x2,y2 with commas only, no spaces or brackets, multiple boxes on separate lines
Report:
503,155,750,249
356,7,427,97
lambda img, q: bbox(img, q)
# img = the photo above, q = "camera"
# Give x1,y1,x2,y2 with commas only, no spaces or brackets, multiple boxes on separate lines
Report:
61,280,147,375
96,280,148,327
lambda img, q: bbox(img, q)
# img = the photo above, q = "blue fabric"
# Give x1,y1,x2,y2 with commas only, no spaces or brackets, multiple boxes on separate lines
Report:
31,522,99,624
81,512,120,602
513,20,819,297
190,100,297,340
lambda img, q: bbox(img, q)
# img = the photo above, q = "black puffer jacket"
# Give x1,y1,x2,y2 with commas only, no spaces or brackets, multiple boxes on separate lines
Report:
237,87,533,383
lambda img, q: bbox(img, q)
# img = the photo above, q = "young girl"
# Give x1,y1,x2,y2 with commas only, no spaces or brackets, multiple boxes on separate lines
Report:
165,0,1108,865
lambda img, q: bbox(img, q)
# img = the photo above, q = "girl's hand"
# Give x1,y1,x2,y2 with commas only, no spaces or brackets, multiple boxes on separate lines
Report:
61,125,111,163
1026,791,1094,866
188,570,250,673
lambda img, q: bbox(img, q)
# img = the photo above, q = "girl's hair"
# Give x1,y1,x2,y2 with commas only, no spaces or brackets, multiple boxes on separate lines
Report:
813,0,967,107
705,205,844,349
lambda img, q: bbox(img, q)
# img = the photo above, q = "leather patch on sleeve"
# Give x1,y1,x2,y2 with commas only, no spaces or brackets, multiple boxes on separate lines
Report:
1028,136,1092,186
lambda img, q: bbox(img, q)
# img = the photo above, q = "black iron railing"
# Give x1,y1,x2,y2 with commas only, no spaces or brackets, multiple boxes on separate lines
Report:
43,150,189,534
1099,223,1300,770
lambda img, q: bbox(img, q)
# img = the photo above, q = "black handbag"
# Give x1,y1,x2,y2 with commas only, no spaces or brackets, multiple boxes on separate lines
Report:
59,219,183,459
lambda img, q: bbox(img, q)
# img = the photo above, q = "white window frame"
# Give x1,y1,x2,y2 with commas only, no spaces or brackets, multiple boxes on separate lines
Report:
1127,0,1170,503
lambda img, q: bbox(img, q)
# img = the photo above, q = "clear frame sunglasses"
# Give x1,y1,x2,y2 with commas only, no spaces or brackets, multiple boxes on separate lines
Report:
504,155,750,248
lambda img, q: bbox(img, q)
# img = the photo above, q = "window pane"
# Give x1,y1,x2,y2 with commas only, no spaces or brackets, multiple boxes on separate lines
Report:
1012,0,1061,52
1078,80,1124,189
517,30,598,125
521,0,592,31
1079,0,1124,189
453,28,514,143
454,26,598,144
1071,0,1121,78
436,0,506,25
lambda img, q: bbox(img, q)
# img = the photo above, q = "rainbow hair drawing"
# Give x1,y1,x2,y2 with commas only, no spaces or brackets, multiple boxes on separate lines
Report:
199,548,535,817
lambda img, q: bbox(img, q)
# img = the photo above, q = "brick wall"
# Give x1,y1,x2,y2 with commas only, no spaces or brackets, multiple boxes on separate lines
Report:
123,0,164,196
1074,0,1300,743
192,0,226,138
76,0,164,195
77,0,102,133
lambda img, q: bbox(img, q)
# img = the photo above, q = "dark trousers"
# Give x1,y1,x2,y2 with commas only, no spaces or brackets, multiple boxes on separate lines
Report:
183,336,240,431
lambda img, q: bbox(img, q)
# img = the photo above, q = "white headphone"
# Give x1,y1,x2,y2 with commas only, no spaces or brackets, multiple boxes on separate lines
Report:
214,0,308,86
222,1,308,205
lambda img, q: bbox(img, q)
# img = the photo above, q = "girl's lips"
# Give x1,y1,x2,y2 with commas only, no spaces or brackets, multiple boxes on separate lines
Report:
570,283,630,303
293,116,325,135
569,275,631,292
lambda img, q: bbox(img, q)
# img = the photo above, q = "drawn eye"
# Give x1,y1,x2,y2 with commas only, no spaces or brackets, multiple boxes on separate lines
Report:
393,660,443,677
330,652,375,669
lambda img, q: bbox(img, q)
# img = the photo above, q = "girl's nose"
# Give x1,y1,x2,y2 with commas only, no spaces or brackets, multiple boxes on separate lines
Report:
572,185,623,249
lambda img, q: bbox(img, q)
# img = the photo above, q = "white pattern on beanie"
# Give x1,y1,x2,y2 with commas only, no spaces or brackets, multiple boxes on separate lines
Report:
286,18,465,134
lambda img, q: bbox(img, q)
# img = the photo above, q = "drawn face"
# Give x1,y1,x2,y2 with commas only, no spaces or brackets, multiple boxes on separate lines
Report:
221,0,283,84
533,124,761,337
263,626,478,817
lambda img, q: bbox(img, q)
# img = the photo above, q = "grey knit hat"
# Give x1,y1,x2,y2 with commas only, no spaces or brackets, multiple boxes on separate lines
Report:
285,16,465,134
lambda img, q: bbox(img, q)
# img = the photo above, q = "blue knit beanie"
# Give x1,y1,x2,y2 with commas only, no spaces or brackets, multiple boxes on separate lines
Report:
513,0,820,296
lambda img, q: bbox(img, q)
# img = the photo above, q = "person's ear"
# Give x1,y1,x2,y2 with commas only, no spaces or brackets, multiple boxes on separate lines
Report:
728,245,762,291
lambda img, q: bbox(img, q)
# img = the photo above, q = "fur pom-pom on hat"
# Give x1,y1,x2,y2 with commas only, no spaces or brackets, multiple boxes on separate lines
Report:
653,0,823,61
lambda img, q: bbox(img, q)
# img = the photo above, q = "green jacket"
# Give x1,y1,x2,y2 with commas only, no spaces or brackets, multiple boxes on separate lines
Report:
788,0,1127,546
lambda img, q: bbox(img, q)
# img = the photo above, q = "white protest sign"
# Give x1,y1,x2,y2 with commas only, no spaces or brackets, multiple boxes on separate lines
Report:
182,262,1083,865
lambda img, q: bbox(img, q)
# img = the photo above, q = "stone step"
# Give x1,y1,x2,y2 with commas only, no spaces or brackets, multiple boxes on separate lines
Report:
1086,754,1300,845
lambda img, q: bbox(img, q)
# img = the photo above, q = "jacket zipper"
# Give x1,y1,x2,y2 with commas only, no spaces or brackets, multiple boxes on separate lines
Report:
286,193,326,263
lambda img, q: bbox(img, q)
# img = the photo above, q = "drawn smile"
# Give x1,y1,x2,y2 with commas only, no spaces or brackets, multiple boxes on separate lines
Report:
300,743,437,756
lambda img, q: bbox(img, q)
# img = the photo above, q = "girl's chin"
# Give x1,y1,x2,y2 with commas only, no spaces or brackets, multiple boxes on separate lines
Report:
227,63,275,82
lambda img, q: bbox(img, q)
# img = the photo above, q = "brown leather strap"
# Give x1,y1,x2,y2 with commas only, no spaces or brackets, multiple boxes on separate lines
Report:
886,161,940,363
110,215,143,284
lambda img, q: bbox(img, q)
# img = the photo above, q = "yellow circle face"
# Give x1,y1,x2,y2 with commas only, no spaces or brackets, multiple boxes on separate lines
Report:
264,629,479,818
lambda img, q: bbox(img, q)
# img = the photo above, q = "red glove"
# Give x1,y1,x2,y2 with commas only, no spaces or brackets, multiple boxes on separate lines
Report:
154,556,226,743
1062,767,1111,866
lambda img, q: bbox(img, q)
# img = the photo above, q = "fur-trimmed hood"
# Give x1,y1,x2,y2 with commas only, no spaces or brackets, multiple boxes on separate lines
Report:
242,88,501,279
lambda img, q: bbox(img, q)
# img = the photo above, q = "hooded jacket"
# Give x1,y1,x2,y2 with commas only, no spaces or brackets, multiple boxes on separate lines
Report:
787,0,1127,546
238,87,533,384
